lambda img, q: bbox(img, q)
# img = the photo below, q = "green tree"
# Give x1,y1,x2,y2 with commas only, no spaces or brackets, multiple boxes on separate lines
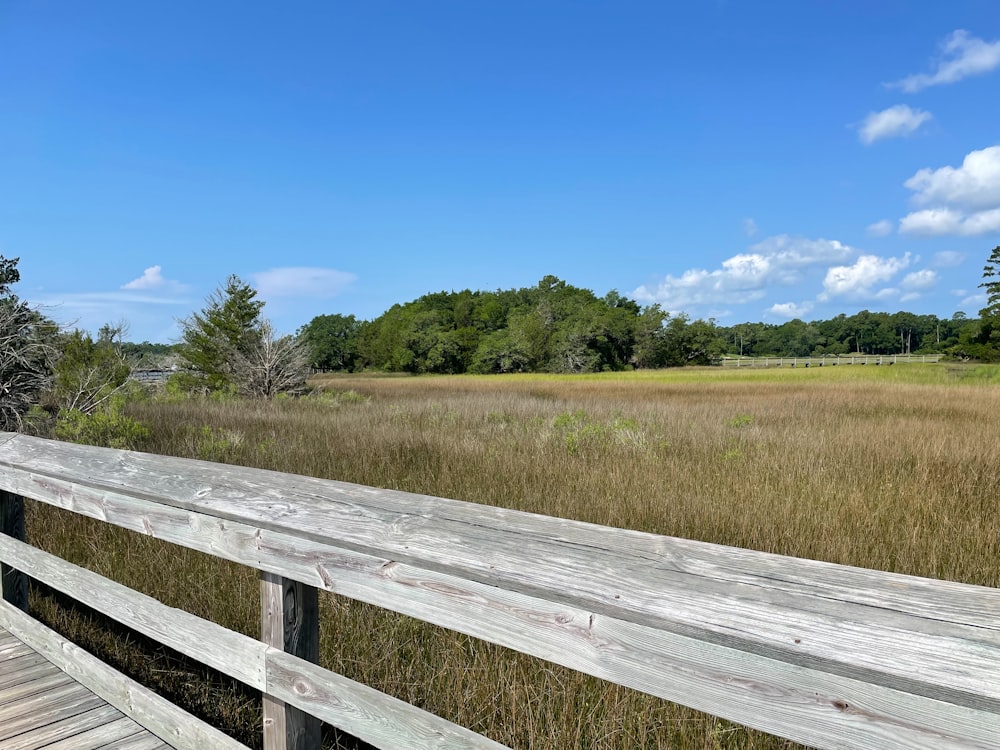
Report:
980,246,1000,321
298,313,362,371
632,305,668,368
179,275,265,391
971,245,1000,360
51,330,131,414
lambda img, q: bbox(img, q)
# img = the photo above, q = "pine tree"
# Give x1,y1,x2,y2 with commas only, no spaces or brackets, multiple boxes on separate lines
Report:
179,275,265,391
980,245,1000,321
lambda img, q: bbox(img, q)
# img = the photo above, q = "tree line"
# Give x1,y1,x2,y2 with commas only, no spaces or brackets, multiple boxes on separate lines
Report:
299,264,1000,373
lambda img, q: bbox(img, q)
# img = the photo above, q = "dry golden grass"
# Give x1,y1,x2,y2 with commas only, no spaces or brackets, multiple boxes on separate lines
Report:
25,364,1000,749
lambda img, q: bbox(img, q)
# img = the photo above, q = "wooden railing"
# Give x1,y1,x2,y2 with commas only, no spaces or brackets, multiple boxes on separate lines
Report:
720,354,944,368
0,431,998,750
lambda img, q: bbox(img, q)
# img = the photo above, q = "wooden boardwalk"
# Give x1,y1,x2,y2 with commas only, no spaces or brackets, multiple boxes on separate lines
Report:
0,625,174,750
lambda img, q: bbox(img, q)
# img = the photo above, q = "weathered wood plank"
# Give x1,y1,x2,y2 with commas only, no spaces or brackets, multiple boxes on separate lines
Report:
261,572,321,750
100,733,176,750
0,600,248,750
0,489,27,610
0,667,73,703
0,638,32,659
28,716,149,750
3,704,126,750
266,648,511,750
0,650,62,690
0,680,106,741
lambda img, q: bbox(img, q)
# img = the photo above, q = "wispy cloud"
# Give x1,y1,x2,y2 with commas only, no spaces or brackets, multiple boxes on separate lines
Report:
742,218,759,237
932,251,965,268
866,219,894,237
768,301,813,319
30,291,193,340
251,267,357,298
857,105,932,145
899,145,1000,236
958,291,986,310
889,30,1000,92
899,270,936,305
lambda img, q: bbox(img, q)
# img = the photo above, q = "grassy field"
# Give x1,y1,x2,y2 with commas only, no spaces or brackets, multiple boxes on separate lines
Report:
25,363,1000,749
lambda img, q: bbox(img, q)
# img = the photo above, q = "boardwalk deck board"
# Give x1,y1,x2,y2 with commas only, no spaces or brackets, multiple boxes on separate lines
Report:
0,653,61,690
0,620,240,750
0,604,249,750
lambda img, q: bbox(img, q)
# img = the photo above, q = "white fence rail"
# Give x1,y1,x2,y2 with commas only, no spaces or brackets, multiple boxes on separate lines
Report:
720,354,944,368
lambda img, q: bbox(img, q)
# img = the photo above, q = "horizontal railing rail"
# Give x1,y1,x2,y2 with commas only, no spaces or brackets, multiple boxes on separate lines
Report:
0,431,997,749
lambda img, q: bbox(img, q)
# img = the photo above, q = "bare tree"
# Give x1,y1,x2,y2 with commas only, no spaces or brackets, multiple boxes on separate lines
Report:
226,320,310,399
0,300,56,430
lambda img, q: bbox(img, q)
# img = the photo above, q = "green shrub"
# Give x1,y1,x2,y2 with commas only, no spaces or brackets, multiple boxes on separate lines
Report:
54,407,150,450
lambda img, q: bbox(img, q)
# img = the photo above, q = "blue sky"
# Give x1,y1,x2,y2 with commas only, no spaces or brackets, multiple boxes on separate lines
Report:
2,2,999,342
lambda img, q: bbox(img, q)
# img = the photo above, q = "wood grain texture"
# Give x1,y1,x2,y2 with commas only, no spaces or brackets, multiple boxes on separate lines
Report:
0,600,248,750
29,716,148,750
0,433,999,749
0,679,106,741
0,650,62,690
266,649,511,750
261,572,321,750
3,705,128,750
100,733,175,750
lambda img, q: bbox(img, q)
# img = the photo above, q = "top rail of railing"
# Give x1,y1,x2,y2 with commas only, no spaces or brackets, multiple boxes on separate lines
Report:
719,353,944,367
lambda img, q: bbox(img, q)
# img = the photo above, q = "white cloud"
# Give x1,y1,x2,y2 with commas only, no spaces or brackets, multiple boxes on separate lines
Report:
633,235,855,309
890,30,1000,92
768,302,813,319
933,251,965,267
899,146,1000,236
901,269,937,291
867,219,894,237
900,207,1000,236
858,105,932,145
905,145,1000,210
122,266,165,290
820,254,911,300
899,208,964,235
743,218,759,237
251,267,357,298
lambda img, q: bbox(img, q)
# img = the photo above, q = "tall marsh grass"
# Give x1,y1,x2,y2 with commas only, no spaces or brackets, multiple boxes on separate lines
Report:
25,364,1000,749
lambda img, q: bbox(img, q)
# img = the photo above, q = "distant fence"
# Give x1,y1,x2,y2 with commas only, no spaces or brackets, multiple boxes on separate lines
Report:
720,354,944,368
130,368,174,384
1,432,997,749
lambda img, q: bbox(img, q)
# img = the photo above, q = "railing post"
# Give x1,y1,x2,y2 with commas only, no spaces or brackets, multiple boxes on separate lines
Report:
261,571,321,750
1,490,28,610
